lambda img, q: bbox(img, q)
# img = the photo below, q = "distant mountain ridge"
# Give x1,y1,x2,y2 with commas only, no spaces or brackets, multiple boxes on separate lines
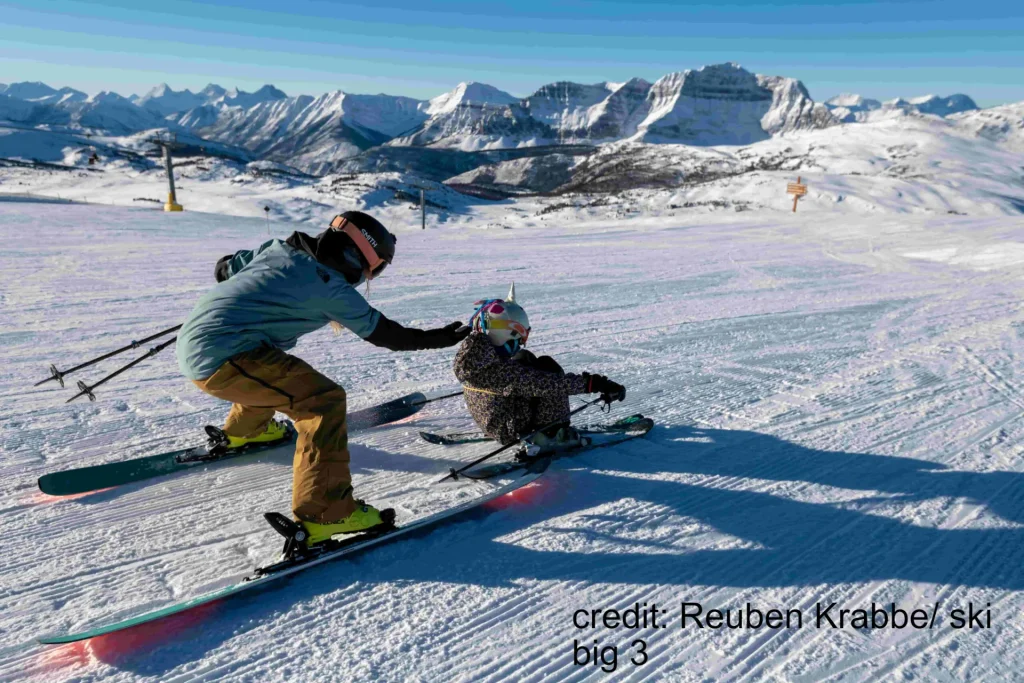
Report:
385,64,837,152
825,92,978,122
0,69,999,177
135,82,289,116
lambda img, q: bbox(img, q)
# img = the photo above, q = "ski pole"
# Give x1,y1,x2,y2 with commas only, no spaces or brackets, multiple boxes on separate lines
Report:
35,324,182,388
413,390,463,405
437,395,607,483
66,337,177,403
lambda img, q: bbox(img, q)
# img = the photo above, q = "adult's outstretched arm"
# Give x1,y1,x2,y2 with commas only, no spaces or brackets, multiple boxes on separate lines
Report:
365,316,469,351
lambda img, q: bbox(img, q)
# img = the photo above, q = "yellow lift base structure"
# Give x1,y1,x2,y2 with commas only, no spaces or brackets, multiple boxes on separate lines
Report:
165,193,184,212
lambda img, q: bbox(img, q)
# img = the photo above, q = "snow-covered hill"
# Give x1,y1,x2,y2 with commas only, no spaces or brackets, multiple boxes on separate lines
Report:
949,102,1024,151
5,201,1024,681
4,96,1023,220
446,109,1024,217
1,67,1021,215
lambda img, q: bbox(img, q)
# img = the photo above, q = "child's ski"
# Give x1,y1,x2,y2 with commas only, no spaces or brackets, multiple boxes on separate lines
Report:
462,415,653,480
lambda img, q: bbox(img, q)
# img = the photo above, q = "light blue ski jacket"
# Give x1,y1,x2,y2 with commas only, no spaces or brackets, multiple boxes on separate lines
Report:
176,239,380,380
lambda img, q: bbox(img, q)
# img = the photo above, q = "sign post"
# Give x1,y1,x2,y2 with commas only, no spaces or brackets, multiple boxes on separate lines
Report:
787,176,807,212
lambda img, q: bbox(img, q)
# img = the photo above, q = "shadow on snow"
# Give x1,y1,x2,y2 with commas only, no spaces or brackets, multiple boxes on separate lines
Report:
87,423,1024,674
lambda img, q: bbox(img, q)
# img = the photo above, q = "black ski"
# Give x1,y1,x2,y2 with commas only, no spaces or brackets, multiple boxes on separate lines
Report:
38,462,549,644
419,430,489,445
39,391,430,496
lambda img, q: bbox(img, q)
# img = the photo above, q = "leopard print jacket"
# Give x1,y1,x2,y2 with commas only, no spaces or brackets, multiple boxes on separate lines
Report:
453,332,589,444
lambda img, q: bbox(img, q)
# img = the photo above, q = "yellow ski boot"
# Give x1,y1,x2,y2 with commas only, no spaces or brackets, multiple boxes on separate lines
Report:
301,502,396,546
226,419,290,449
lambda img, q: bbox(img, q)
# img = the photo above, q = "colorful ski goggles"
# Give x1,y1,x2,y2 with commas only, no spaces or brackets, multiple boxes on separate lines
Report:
487,319,530,345
330,215,390,279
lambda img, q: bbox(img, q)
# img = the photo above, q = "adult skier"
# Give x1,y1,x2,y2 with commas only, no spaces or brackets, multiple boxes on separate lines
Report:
453,284,626,451
176,212,469,546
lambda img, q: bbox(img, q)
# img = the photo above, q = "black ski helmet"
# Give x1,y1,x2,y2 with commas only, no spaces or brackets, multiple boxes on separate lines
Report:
328,211,397,279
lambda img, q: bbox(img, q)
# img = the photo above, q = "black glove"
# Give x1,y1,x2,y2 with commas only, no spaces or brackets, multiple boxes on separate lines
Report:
584,373,626,402
429,321,471,347
366,317,469,351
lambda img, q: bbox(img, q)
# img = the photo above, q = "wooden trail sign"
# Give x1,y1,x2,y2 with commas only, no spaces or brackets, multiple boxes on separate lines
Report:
787,176,808,212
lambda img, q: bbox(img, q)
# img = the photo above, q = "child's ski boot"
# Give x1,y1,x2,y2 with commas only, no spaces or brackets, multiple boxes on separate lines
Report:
520,426,590,459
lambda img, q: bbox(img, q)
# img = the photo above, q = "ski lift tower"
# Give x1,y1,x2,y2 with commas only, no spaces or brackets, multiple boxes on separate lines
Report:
148,132,184,212
411,182,430,229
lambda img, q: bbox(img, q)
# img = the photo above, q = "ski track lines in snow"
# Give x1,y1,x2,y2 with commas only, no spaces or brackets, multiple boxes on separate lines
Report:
3,203,1024,681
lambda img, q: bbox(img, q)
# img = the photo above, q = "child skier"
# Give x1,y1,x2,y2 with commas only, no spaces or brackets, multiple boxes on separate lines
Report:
177,211,469,546
453,284,625,452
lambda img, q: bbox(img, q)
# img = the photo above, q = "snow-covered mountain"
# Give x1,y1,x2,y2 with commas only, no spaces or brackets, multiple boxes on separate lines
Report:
186,91,428,171
136,82,288,117
1,81,60,101
0,93,38,122
442,106,1024,216
0,90,169,134
167,85,291,131
386,82,536,149
634,64,834,145
826,92,978,122
168,104,222,130
387,102,554,151
390,64,835,150
425,81,518,116
522,78,651,141
217,84,288,109
37,91,168,134
198,83,227,102
0,82,88,106
825,94,882,122
886,94,978,117
32,86,89,106
0,68,1016,189
136,83,208,117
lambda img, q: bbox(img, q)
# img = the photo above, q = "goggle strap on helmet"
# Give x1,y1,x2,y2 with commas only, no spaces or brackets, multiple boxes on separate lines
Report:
469,299,500,332
331,215,390,280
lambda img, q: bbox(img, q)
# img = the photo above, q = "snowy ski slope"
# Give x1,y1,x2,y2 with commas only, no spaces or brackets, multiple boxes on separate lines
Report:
3,201,1024,681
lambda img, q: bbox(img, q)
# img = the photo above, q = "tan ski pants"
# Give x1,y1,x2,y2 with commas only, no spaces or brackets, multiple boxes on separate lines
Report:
192,346,356,523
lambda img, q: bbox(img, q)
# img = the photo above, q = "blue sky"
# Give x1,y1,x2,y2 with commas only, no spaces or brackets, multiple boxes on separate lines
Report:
1,0,1022,106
